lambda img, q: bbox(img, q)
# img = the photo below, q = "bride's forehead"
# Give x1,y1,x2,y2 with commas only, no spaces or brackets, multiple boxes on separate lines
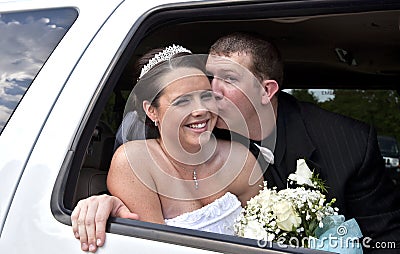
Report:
162,76,210,96
161,67,205,82
161,68,208,85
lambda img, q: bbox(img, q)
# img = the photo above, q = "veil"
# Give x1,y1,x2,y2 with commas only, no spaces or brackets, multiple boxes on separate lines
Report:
113,110,145,151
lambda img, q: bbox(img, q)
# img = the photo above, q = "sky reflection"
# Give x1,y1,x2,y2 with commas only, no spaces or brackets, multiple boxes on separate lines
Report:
0,8,77,132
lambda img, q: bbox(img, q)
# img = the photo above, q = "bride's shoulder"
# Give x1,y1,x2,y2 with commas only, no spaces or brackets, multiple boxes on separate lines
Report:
122,139,158,149
115,139,159,158
216,140,254,166
217,139,250,154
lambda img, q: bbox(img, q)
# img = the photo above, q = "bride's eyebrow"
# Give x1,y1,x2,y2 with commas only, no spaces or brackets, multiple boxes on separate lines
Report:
171,89,211,104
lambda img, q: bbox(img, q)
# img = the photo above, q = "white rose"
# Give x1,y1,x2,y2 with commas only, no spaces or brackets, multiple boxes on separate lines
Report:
273,201,301,232
258,189,272,208
288,159,314,187
243,220,271,240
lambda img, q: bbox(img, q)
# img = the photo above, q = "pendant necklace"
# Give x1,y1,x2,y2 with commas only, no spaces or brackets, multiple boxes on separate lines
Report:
158,139,199,189
193,169,199,189
170,160,199,190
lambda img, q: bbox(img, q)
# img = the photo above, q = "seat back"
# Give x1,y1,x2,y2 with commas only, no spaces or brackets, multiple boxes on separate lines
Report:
73,122,115,203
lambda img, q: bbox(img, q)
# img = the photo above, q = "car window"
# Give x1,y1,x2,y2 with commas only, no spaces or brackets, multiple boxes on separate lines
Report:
290,89,400,139
378,136,400,157
289,88,400,184
288,89,400,142
0,8,77,134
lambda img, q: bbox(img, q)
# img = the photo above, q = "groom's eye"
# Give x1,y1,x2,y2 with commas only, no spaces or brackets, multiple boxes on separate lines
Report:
223,75,237,84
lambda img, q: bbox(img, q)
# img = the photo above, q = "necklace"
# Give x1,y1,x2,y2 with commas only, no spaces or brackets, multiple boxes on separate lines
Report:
157,139,199,189
193,169,199,189
170,160,199,190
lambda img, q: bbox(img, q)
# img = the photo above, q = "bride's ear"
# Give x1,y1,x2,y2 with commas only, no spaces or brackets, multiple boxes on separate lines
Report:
143,100,158,122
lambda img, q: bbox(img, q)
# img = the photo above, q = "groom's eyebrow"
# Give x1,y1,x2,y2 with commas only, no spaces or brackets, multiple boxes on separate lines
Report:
213,69,239,78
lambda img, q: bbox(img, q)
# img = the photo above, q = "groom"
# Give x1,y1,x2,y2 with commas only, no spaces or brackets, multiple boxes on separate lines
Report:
206,33,400,252
72,32,400,252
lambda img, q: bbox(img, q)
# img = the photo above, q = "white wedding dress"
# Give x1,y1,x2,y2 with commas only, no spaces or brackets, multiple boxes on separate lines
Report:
164,192,242,235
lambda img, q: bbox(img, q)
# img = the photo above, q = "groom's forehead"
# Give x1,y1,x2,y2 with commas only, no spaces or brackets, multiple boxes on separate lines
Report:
206,55,247,74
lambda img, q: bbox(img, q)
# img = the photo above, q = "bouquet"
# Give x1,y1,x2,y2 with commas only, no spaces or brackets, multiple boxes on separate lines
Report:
234,159,363,253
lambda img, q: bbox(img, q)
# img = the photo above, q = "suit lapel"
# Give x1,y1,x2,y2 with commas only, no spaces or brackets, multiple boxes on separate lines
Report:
274,92,316,184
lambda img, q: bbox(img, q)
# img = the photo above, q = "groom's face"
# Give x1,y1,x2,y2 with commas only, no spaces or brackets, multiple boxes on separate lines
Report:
206,52,262,132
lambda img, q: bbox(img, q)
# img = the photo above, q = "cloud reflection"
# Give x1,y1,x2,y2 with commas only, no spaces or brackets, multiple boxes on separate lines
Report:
0,8,77,132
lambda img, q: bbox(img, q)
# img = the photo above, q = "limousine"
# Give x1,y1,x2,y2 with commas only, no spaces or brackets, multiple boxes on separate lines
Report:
1,0,399,253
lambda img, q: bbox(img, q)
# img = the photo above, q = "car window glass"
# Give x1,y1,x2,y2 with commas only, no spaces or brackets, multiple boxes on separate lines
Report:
0,8,78,134
378,136,399,157
287,89,400,136
288,88,400,172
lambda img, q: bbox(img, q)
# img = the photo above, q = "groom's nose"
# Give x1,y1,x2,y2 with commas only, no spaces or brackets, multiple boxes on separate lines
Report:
210,78,224,100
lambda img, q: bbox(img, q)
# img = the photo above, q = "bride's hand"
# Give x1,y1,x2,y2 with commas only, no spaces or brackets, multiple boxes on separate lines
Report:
71,194,139,253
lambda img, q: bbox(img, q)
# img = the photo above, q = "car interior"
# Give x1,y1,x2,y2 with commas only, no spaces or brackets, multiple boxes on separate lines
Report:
53,1,400,252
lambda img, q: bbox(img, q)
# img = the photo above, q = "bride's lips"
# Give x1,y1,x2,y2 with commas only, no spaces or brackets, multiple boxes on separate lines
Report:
185,119,209,133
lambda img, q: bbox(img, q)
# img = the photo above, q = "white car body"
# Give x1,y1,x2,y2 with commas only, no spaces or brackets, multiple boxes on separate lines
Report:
0,0,217,253
1,0,399,253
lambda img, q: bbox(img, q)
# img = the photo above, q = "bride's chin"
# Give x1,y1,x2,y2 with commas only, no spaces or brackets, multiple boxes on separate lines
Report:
199,131,212,144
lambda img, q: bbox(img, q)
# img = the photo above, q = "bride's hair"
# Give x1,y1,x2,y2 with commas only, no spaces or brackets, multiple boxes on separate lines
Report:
125,47,206,139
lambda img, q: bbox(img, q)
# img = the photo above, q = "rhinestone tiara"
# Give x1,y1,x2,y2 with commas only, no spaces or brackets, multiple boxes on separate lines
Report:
139,44,192,79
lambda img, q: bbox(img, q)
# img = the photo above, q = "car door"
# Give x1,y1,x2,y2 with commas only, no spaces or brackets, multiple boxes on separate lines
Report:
0,0,227,253
3,0,399,253
0,0,128,252
47,0,338,253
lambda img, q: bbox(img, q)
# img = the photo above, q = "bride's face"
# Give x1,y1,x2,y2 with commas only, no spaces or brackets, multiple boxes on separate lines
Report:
150,68,218,153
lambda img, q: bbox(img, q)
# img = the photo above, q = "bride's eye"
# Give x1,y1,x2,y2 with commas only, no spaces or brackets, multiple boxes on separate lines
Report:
172,96,191,106
201,91,213,101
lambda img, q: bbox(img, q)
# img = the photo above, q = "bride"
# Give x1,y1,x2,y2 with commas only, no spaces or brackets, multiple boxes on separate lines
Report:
106,45,266,235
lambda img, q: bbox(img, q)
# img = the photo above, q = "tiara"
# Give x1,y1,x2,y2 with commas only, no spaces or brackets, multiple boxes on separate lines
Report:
139,44,192,79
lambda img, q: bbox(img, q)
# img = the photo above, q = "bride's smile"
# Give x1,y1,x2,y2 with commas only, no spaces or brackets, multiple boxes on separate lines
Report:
185,119,208,132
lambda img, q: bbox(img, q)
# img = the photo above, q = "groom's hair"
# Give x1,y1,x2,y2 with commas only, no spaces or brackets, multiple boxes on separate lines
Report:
209,32,283,86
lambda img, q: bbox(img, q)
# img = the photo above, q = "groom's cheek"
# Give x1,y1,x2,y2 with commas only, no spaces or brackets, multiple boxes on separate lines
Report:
216,117,228,129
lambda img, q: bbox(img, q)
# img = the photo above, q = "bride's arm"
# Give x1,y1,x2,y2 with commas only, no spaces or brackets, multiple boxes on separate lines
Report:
107,144,165,224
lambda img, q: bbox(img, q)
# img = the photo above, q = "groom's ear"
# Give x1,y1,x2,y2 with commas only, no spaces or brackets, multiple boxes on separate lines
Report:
261,79,279,105
143,100,158,122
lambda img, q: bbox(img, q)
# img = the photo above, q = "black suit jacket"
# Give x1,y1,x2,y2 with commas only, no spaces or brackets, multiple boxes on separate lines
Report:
262,92,400,250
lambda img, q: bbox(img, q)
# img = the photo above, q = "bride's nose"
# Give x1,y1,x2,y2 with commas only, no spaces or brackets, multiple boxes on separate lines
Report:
191,108,207,117
190,97,209,116
191,101,207,116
